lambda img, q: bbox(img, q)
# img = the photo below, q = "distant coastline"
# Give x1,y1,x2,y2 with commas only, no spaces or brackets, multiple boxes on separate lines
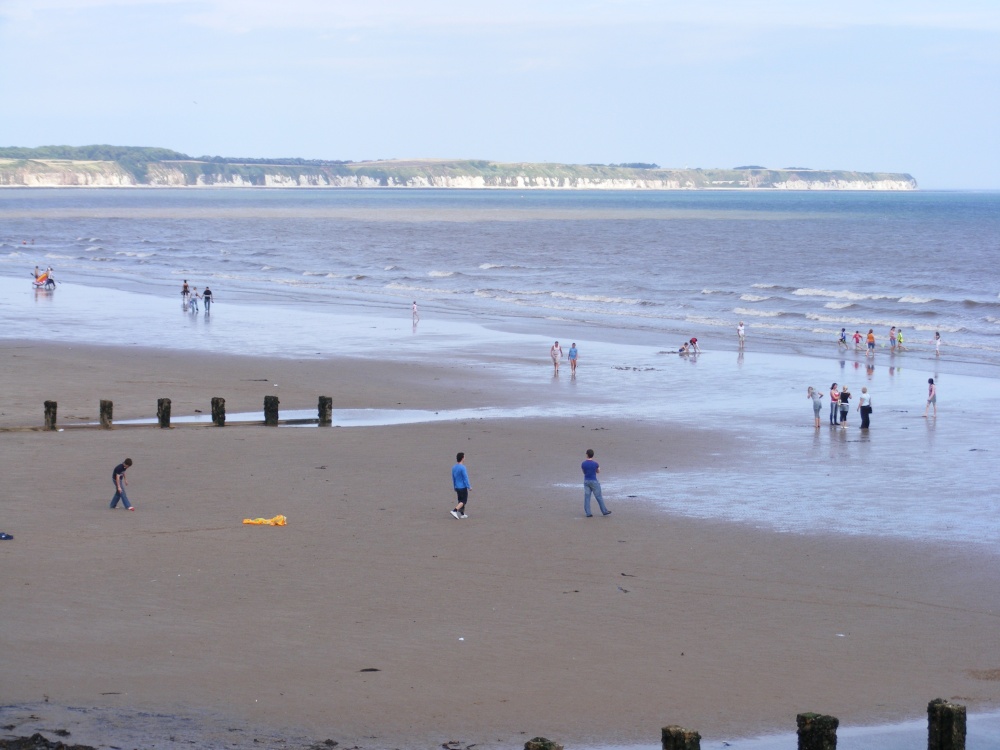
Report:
0,146,917,190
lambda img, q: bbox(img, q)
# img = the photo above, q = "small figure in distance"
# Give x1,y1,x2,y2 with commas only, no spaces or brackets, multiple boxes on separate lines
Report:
202,286,213,312
934,331,941,356
181,279,190,305
581,448,610,517
412,300,419,323
838,328,848,349
807,386,823,428
889,326,897,352
450,452,471,519
896,328,906,351
852,330,863,351
924,378,937,418
737,321,745,349
568,342,579,374
110,458,135,510
829,382,840,426
550,341,563,373
189,286,200,312
866,328,876,358
678,342,690,355
689,337,701,353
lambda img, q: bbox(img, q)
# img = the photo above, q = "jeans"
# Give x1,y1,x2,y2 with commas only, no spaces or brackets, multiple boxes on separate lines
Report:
830,401,838,424
110,485,132,509
584,480,608,516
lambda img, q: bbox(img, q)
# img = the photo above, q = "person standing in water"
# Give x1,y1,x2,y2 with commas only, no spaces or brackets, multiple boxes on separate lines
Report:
857,386,872,429
568,343,579,374
829,383,840,426
807,386,824,428
550,341,563,373
737,321,745,349
181,280,190,304
924,378,937,417
202,286,213,312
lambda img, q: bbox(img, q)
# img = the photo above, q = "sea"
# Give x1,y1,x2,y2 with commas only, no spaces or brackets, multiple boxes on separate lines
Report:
2,188,1000,748
1,189,999,363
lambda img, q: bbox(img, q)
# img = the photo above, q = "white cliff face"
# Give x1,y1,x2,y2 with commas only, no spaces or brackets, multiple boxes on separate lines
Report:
0,160,918,191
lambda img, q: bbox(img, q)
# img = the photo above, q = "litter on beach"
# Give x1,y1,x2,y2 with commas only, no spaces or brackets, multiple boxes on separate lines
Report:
242,515,287,526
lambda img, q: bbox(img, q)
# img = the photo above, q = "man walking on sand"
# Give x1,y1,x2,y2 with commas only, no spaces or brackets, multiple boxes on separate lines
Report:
581,449,611,517
110,458,135,510
450,452,471,519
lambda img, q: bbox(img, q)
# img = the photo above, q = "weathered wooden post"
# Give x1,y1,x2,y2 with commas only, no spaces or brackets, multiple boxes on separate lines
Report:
212,397,226,426
662,725,700,750
796,713,838,750
99,400,113,429
524,739,563,750
318,396,332,426
264,395,279,426
157,398,171,428
928,698,966,750
43,400,57,431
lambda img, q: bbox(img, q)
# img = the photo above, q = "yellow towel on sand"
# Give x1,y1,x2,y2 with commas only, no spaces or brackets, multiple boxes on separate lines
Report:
243,515,287,526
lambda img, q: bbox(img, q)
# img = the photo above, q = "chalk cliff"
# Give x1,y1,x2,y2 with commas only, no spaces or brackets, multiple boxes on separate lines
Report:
0,158,917,191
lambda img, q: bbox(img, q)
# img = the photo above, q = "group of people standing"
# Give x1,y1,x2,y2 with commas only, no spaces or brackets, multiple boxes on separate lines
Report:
808,383,873,429
838,327,942,357
181,280,213,312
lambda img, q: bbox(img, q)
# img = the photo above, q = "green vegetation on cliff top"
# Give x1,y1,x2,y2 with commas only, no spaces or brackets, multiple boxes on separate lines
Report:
0,145,917,187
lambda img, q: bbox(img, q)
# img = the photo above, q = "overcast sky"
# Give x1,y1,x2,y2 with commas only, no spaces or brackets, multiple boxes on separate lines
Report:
1,0,998,188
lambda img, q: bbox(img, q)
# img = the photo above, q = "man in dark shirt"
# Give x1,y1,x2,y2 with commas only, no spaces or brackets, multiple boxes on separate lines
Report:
110,458,134,510
581,449,610,517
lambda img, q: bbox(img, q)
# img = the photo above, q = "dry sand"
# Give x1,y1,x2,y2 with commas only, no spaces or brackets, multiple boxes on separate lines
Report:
1,341,999,749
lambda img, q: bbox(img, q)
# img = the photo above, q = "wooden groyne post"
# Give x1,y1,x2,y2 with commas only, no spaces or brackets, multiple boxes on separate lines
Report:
796,713,838,750
157,398,171,428
318,396,332,426
43,400,57,431
99,400,113,429
212,397,226,426
662,725,700,750
264,395,279,426
928,698,966,750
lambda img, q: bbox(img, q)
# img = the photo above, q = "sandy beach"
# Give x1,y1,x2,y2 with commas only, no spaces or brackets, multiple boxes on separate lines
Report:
2,340,999,749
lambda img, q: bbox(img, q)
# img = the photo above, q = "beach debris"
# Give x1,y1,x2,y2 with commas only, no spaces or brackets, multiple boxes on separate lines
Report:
617,586,629,593
0,733,96,750
242,515,286,526
358,668,380,672
524,738,563,750
621,572,635,577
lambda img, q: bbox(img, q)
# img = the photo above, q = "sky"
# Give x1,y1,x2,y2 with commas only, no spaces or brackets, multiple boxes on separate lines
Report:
0,0,998,188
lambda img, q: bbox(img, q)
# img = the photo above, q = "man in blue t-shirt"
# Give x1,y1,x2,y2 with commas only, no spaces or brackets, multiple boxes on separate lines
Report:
450,452,471,519
581,449,610,517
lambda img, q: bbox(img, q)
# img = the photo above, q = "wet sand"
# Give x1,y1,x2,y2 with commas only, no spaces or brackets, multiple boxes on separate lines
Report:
2,341,999,749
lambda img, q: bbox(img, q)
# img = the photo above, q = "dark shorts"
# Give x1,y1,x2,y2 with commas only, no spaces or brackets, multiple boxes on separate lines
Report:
455,488,469,505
